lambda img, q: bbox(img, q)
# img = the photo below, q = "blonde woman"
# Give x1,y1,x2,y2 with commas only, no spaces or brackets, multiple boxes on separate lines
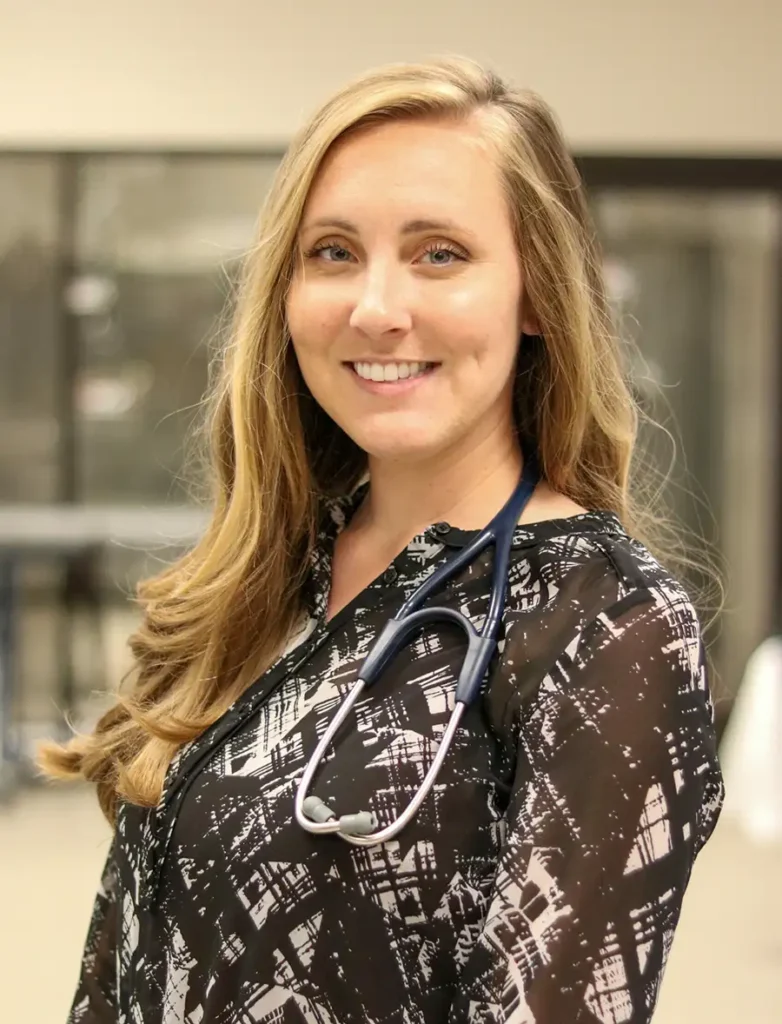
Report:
43,56,724,1023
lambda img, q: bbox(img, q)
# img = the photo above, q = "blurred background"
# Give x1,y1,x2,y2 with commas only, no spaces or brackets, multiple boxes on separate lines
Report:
0,1,780,1020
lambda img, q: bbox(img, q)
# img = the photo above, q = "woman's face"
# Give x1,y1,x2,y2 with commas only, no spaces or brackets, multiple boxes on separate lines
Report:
286,117,537,465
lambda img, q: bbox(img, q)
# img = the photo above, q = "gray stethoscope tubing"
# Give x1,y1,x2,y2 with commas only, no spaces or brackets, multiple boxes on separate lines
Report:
294,459,539,847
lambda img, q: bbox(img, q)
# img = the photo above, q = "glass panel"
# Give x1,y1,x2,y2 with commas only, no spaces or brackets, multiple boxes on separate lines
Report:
594,191,781,701
71,156,280,504
0,157,61,502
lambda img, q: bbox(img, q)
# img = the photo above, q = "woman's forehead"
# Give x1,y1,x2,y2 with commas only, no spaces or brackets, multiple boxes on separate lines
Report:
301,120,508,234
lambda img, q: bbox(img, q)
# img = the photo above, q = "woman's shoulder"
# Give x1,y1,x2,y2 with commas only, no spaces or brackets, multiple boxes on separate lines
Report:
506,499,697,642
521,480,589,523
498,513,709,738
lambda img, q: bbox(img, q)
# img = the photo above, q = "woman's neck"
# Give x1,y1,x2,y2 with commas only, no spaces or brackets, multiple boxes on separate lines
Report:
352,428,524,552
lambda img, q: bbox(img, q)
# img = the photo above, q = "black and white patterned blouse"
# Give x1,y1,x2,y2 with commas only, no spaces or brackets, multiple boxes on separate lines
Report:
69,486,724,1023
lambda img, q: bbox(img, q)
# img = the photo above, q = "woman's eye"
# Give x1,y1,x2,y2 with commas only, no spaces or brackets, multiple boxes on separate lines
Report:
303,242,468,266
420,246,465,266
305,244,353,263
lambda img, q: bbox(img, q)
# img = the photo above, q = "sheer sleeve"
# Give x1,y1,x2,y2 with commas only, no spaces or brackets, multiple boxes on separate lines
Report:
449,586,724,1023
67,838,119,1023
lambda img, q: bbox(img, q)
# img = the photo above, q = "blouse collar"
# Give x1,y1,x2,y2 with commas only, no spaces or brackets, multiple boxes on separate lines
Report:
307,483,628,617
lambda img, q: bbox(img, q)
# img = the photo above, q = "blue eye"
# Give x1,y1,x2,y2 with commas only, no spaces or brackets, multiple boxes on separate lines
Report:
305,244,353,262
302,240,469,266
421,245,465,266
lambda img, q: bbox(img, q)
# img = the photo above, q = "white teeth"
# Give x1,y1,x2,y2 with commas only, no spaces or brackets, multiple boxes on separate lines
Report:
353,361,432,382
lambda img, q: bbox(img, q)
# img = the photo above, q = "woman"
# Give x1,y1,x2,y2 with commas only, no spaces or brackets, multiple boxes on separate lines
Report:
42,56,724,1023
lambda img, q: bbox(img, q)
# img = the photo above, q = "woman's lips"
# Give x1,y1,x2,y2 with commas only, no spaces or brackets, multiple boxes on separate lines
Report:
345,362,439,395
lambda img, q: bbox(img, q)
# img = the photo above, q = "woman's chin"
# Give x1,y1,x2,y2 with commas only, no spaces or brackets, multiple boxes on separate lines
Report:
349,429,445,466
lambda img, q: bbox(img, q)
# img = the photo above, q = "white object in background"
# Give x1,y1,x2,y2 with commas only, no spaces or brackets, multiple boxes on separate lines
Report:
719,635,782,845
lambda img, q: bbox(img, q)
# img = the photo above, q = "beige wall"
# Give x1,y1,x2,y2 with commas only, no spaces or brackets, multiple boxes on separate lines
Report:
0,0,780,152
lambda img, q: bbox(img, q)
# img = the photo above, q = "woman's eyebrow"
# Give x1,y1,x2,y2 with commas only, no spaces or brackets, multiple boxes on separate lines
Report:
300,216,472,236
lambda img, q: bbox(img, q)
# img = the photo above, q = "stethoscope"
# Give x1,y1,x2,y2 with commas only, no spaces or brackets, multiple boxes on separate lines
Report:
294,457,539,847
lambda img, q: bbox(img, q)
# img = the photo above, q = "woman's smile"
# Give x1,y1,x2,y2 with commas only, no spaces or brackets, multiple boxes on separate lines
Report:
344,359,440,395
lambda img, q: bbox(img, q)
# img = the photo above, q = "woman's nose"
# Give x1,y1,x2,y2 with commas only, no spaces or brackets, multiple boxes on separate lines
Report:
348,269,413,338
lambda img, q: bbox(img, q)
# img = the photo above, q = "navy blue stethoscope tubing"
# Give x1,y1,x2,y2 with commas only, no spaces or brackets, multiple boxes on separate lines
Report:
403,455,538,634
355,454,540,707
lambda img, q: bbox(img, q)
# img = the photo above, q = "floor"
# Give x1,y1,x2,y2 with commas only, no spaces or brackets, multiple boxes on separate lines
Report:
1,782,780,1023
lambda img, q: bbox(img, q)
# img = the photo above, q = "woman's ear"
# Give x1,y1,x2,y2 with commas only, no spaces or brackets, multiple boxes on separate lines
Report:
519,292,541,337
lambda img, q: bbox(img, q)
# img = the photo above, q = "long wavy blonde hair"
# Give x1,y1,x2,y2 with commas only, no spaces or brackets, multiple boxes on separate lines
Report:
40,55,658,824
